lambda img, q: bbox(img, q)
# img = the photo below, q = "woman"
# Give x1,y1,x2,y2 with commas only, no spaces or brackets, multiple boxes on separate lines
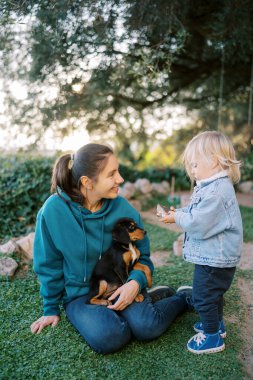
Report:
31,143,191,354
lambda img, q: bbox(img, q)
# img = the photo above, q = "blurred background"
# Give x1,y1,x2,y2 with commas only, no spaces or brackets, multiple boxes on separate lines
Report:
0,0,253,238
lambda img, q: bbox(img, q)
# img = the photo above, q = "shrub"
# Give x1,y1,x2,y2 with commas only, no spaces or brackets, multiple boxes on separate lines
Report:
0,154,54,240
119,165,191,189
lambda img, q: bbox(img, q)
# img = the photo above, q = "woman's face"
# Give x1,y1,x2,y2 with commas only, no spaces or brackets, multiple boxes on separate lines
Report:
91,154,124,199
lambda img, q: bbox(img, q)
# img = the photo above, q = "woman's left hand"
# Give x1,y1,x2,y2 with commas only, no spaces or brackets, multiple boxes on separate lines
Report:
107,280,140,311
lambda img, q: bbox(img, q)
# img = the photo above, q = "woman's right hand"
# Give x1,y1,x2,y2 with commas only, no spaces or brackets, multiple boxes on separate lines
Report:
30,315,60,334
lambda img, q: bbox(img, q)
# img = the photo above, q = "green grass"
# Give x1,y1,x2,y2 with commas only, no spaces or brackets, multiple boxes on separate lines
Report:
240,206,253,242
0,223,247,380
1,202,251,379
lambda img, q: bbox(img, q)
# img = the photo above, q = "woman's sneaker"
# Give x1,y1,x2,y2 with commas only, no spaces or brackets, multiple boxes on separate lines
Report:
194,320,227,338
147,285,176,302
187,332,225,354
176,286,194,311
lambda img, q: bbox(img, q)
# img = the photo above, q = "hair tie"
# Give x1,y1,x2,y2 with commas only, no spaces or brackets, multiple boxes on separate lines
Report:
68,153,74,170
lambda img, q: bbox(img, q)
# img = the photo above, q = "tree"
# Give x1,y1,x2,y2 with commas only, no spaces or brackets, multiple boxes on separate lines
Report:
0,0,253,160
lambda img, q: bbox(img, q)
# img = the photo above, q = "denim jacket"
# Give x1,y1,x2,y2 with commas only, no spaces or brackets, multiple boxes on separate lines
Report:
174,172,243,268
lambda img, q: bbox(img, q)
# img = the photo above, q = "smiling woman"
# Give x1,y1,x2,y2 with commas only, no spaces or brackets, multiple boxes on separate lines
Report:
30,142,191,354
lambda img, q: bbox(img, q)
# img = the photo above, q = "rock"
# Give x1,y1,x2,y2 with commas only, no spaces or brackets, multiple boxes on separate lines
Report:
134,178,153,194
119,182,135,199
16,232,35,261
152,182,169,195
0,257,18,277
237,181,253,194
161,181,170,192
173,233,184,256
0,240,17,254
129,200,142,211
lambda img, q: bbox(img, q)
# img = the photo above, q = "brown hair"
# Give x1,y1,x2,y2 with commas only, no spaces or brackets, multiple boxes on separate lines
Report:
51,143,114,203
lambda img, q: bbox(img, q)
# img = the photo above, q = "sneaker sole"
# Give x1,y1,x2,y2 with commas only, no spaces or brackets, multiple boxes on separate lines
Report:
193,326,227,339
148,285,175,291
176,285,193,292
187,343,225,354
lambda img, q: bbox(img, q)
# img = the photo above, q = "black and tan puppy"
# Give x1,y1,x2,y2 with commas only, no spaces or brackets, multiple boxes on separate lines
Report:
86,217,152,306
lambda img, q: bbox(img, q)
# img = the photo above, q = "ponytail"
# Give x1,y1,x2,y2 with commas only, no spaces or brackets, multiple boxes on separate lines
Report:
51,143,114,204
51,153,83,203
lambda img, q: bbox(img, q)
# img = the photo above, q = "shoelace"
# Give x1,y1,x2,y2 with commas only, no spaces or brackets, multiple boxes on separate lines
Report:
193,332,206,346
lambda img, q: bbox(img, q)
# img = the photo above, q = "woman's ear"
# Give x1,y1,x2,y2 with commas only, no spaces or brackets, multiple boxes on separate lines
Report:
80,176,93,190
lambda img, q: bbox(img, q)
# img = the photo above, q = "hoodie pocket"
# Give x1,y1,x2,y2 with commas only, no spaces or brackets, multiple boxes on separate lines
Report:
65,274,89,287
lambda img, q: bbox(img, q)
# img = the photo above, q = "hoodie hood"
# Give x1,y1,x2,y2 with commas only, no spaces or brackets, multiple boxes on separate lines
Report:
57,186,113,218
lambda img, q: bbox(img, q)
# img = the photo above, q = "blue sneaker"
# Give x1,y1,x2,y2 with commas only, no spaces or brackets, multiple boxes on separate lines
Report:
194,320,227,338
187,332,225,354
176,286,194,311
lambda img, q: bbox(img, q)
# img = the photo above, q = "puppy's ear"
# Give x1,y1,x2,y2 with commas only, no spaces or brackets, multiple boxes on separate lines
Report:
112,223,130,244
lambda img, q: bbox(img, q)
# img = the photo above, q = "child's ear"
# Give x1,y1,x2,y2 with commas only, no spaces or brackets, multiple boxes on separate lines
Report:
80,176,93,190
211,156,219,169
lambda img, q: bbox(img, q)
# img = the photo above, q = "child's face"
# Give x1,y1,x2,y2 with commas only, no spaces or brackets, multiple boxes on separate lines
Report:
190,155,220,181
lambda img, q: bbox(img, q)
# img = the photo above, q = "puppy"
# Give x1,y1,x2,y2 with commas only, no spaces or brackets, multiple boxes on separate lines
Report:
86,217,152,306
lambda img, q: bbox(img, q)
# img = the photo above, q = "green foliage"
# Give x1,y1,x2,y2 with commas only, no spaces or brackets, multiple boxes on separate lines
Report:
240,206,253,242
0,154,54,240
144,222,180,252
1,0,253,158
241,151,253,181
119,165,191,190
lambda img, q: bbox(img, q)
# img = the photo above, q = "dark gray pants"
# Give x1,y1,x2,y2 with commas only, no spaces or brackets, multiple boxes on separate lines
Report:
193,264,236,334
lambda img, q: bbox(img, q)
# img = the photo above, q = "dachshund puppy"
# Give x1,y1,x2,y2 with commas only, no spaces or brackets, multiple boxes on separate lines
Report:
86,217,152,306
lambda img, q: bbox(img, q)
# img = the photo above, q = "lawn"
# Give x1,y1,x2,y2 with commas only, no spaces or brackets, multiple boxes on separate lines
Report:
1,214,250,380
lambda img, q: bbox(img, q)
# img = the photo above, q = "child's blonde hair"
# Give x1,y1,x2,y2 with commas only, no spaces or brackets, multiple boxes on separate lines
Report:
182,131,241,184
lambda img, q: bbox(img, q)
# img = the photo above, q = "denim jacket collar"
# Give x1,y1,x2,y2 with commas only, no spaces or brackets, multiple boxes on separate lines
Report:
196,171,228,189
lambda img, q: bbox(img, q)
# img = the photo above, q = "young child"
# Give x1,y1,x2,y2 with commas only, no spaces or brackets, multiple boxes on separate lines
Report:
160,131,243,354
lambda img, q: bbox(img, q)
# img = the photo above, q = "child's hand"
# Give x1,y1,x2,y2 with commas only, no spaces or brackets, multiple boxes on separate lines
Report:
159,211,175,224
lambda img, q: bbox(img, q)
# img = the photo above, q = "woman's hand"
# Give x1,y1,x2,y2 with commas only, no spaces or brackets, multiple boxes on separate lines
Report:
30,315,60,334
107,280,140,311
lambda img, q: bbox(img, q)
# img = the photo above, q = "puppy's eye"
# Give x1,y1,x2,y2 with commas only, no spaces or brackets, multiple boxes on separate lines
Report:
129,225,136,231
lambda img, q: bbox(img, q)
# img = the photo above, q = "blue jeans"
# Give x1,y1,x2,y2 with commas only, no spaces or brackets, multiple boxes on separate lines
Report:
193,264,236,334
64,292,188,354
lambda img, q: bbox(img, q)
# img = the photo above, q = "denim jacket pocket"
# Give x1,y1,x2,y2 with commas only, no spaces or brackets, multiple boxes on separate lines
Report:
224,198,238,228
189,194,201,211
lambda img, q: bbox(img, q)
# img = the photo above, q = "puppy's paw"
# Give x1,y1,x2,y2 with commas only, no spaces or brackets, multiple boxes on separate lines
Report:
135,294,144,302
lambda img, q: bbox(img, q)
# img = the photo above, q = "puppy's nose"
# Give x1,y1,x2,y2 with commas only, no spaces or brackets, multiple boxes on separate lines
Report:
144,230,146,235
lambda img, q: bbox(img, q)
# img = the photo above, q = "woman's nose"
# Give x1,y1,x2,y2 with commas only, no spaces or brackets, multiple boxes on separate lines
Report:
116,173,124,184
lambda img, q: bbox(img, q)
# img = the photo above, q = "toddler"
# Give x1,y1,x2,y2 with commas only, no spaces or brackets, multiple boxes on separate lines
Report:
160,131,243,354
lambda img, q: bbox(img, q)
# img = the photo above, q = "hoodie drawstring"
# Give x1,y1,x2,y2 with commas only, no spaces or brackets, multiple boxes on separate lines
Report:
79,209,105,282
99,216,105,260
79,208,88,282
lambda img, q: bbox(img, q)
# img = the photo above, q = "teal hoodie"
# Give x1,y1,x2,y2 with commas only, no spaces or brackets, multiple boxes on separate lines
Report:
33,190,154,316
